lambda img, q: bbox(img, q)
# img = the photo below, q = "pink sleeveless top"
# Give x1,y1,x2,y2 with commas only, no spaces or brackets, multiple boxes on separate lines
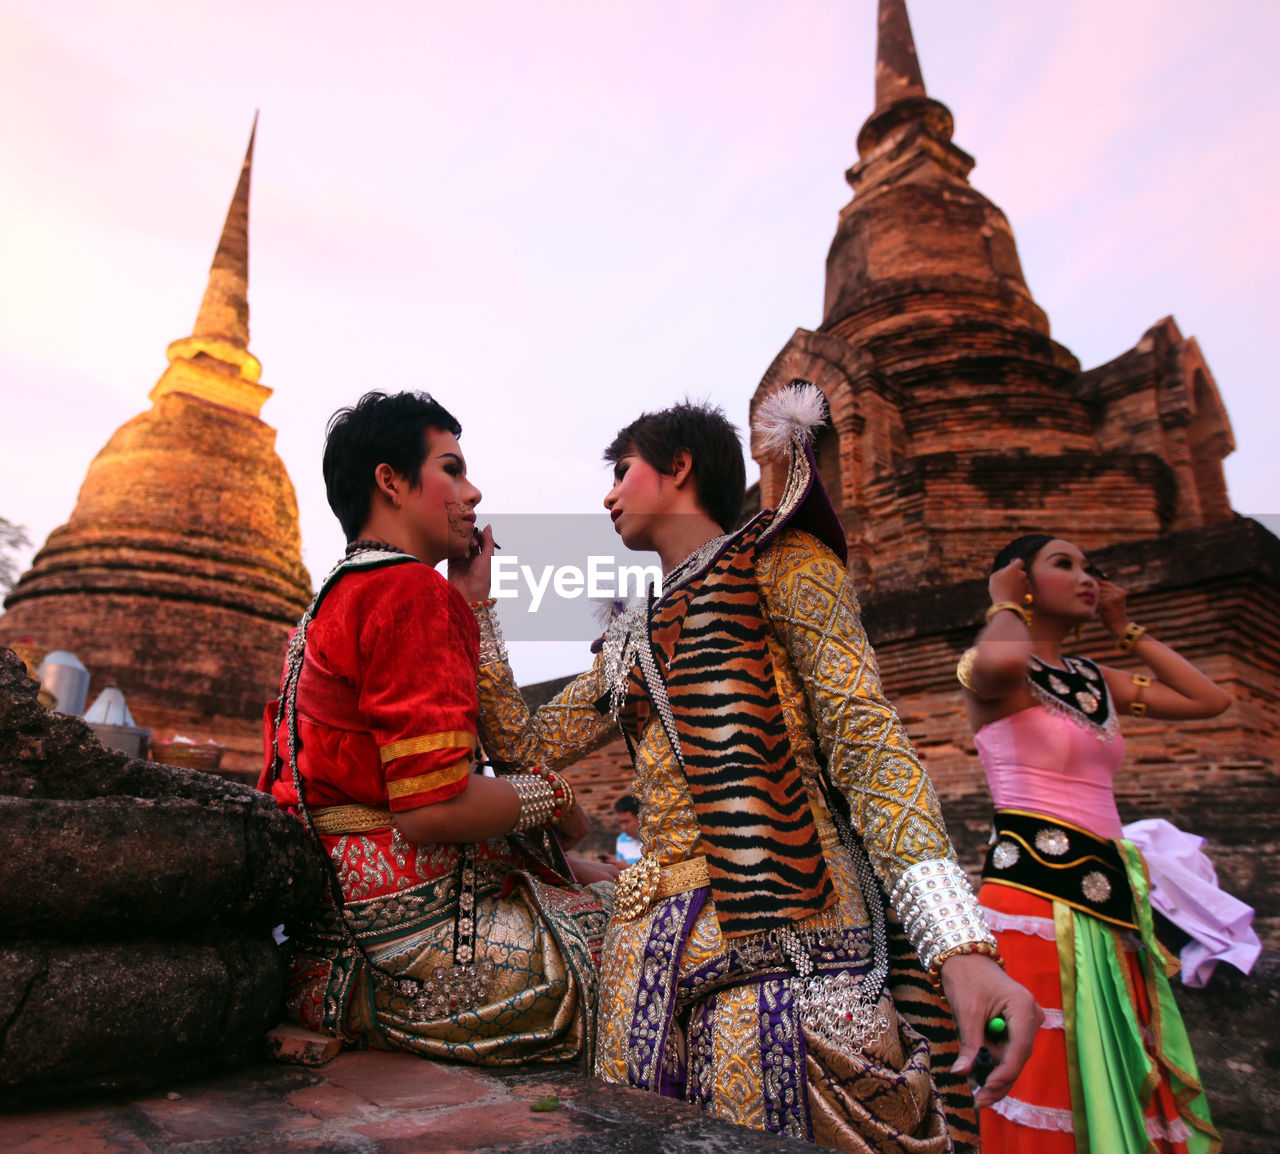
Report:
975,704,1127,839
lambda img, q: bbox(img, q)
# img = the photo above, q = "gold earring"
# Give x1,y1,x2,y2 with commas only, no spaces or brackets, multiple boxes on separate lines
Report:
1023,593,1034,606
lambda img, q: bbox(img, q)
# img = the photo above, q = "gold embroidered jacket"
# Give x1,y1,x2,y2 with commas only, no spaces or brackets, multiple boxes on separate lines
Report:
475,526,969,1105
476,527,953,890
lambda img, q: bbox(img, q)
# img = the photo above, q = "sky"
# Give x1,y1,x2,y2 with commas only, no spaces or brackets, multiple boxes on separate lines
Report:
2,0,1277,685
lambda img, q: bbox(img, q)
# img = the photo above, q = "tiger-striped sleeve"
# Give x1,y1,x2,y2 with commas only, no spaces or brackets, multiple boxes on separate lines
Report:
474,636,619,771
757,528,956,893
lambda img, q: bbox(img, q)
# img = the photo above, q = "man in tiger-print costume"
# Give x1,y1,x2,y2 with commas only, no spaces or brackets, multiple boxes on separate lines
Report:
451,386,1039,1153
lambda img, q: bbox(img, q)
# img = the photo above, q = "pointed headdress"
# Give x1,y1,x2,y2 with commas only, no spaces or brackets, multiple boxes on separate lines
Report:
755,380,848,563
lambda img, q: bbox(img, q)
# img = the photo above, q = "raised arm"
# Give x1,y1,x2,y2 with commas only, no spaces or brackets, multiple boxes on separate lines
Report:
1094,578,1232,720
350,565,581,846
965,557,1035,700
448,524,620,770
472,602,620,770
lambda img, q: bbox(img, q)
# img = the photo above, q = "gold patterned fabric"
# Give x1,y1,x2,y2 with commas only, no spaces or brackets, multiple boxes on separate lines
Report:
266,551,611,1068
282,827,611,1067
476,527,975,1151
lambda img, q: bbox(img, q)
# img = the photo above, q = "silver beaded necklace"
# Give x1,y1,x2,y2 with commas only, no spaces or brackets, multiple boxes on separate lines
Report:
600,532,731,717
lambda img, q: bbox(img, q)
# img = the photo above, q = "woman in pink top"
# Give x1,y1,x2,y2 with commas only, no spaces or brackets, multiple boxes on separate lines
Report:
958,534,1229,1154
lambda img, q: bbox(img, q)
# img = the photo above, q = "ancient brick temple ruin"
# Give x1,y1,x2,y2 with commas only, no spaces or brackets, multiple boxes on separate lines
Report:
560,4,1279,1137
0,120,311,777
569,0,1280,934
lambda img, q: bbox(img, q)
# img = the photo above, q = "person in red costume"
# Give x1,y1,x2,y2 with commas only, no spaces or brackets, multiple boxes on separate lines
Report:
260,390,611,1066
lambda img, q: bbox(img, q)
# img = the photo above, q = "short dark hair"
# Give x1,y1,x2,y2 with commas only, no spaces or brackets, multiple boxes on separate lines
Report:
603,400,746,532
613,795,639,815
991,533,1055,574
323,391,462,541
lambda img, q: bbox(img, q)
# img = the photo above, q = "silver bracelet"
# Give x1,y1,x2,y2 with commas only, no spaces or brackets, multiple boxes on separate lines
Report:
508,774,557,834
471,599,509,667
888,858,997,974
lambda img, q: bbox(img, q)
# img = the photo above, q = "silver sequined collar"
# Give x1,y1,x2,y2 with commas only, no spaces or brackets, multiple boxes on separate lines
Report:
1027,654,1119,742
600,531,733,717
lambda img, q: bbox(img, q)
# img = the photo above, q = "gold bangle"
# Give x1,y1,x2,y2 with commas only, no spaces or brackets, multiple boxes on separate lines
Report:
544,768,575,826
527,765,576,826
1129,672,1152,718
931,941,1004,986
985,601,1031,627
1118,621,1147,653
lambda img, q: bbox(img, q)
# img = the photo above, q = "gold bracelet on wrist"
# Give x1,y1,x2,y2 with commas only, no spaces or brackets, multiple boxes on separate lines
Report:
932,941,1004,986
534,765,576,826
1118,621,1147,653
509,766,576,832
985,600,1031,627
1129,672,1152,718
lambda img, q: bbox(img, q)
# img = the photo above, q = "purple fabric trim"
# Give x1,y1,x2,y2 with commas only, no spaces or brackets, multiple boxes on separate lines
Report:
677,921,875,1005
758,436,848,565
685,999,717,1110
758,977,811,1140
624,890,707,1093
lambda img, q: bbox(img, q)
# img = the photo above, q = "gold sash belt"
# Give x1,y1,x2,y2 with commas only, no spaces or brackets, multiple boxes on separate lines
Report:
310,804,395,835
615,854,710,920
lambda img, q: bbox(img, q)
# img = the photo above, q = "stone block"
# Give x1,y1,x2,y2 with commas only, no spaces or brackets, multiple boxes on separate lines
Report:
0,938,281,1102
356,1099,582,1149
319,1051,495,1111
0,647,325,1104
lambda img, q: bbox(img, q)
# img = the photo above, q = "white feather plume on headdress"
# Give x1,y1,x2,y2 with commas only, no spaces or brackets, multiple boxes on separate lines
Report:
753,381,829,459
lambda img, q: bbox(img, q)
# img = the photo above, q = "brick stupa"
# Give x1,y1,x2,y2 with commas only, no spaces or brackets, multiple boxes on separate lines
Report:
0,120,311,776
562,0,1280,951
747,0,1280,940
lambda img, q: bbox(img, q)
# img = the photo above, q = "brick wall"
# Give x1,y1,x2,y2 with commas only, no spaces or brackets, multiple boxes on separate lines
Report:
549,520,1280,952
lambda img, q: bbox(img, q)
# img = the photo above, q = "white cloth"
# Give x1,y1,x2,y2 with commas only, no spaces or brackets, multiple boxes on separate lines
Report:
614,831,643,865
1123,818,1261,987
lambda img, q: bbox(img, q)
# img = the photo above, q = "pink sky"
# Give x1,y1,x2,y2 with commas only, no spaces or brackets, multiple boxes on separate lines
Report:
2,0,1277,682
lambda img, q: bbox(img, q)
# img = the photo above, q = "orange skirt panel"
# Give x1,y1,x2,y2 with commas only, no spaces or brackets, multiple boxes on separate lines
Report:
978,883,1190,1154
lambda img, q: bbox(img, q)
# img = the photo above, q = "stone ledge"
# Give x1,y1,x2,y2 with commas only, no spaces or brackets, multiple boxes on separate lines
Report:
0,1051,845,1153
2,1043,1276,1153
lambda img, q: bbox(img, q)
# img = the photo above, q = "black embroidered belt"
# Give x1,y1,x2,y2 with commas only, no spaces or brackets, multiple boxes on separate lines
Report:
981,809,1137,930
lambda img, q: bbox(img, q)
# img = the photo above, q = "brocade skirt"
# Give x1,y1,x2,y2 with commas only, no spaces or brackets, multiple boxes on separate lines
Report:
594,837,975,1153
282,830,610,1067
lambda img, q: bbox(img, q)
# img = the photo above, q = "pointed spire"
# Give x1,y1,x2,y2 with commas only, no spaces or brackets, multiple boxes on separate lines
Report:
155,115,268,415
191,113,257,350
874,0,927,112
852,0,963,173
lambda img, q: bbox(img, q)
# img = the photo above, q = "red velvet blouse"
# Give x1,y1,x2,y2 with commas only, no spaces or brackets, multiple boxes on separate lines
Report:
260,559,480,814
